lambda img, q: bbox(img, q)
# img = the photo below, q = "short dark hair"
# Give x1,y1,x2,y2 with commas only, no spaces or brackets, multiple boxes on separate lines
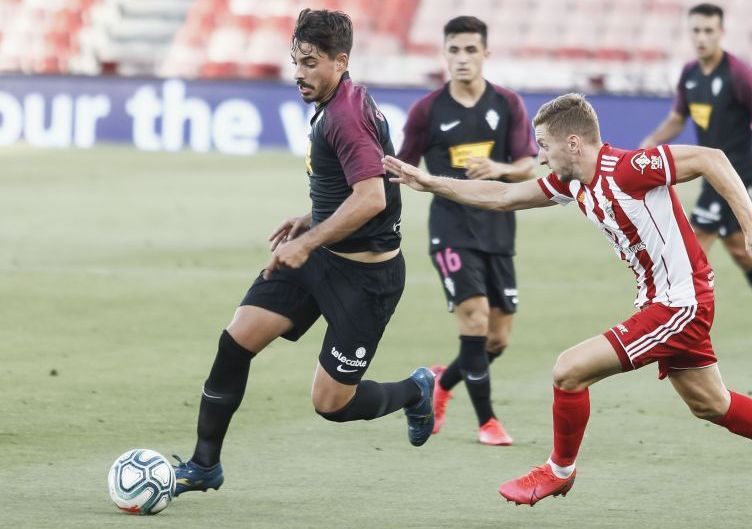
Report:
443,16,487,47
292,8,353,59
688,3,724,24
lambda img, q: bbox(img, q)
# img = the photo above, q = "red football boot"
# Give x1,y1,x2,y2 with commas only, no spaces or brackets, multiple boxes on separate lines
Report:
430,364,452,434
499,464,576,506
478,418,513,446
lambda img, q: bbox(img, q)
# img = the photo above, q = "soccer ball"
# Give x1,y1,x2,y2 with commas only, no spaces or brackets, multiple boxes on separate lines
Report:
108,449,176,515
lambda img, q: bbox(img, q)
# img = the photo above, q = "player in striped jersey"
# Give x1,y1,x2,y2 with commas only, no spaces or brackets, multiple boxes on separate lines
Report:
384,93,752,506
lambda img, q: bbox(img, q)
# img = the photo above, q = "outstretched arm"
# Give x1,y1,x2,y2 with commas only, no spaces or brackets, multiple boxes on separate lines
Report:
383,155,552,211
672,145,752,255
465,155,537,182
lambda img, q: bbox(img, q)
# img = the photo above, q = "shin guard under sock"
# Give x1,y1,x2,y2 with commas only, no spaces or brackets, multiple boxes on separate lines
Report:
551,386,590,467
317,379,420,422
193,330,255,467
458,335,494,425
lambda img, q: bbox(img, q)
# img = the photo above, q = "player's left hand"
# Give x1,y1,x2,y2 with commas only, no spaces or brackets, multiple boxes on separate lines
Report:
263,237,313,279
466,157,506,180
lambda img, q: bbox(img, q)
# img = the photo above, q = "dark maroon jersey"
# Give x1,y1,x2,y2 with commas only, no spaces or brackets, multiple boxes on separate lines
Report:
673,51,752,180
307,72,401,253
398,82,537,255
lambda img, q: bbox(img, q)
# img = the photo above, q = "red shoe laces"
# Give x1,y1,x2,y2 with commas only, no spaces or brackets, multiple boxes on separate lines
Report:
519,465,552,488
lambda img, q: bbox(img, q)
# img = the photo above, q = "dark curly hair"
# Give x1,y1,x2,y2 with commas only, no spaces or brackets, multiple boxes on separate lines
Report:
292,9,353,59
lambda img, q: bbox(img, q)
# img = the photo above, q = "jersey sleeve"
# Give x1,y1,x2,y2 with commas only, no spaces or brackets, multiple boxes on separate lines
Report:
613,145,676,193
672,64,691,117
537,172,574,205
505,91,538,160
325,101,385,186
729,54,752,115
396,96,432,166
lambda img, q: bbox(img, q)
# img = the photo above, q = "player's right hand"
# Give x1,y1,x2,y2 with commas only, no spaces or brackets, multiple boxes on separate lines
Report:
383,156,433,192
268,213,312,251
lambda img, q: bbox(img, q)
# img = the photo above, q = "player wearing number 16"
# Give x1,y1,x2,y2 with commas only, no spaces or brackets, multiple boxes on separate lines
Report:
397,16,537,445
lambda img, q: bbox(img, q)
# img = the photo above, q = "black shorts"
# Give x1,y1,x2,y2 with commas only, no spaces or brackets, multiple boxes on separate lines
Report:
430,248,518,314
241,248,405,384
690,179,752,237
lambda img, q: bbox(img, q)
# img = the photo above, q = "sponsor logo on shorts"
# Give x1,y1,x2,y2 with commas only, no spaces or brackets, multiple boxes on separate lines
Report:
617,324,628,335
331,346,367,373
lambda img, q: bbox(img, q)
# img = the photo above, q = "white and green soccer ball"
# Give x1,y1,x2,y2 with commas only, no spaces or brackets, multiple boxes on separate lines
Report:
108,449,176,515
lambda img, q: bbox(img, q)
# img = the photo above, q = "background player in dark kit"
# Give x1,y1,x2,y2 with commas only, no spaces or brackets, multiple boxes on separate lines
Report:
641,3,752,287
398,16,536,445
172,9,435,496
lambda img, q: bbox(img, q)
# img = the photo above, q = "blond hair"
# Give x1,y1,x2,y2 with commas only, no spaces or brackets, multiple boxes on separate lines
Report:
533,93,601,144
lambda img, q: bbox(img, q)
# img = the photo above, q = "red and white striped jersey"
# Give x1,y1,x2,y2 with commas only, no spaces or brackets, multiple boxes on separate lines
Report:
538,144,714,308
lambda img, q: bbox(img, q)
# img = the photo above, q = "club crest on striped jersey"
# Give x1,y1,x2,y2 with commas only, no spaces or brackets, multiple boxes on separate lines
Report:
630,151,651,174
485,109,500,130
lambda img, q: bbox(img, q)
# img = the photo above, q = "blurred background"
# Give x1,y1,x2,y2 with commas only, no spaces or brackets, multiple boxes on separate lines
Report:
0,0,749,152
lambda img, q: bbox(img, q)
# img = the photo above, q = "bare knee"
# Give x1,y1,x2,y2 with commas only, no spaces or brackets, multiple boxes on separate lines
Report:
486,333,508,354
456,300,490,336
552,354,588,392
312,390,344,415
685,394,730,421
311,380,356,416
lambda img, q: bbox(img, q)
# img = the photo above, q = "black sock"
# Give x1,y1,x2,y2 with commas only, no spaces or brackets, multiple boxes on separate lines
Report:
458,335,494,425
439,358,463,391
441,346,505,391
317,379,420,422
192,330,255,467
746,269,752,288
487,346,506,365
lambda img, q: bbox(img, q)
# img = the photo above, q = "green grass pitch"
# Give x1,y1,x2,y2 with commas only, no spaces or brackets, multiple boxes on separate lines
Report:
1,146,749,528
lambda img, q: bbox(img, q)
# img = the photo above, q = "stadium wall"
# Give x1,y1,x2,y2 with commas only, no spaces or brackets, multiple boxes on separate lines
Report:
0,75,695,155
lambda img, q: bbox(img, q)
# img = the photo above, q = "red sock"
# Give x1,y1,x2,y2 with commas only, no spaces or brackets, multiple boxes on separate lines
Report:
551,386,590,467
718,391,752,439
